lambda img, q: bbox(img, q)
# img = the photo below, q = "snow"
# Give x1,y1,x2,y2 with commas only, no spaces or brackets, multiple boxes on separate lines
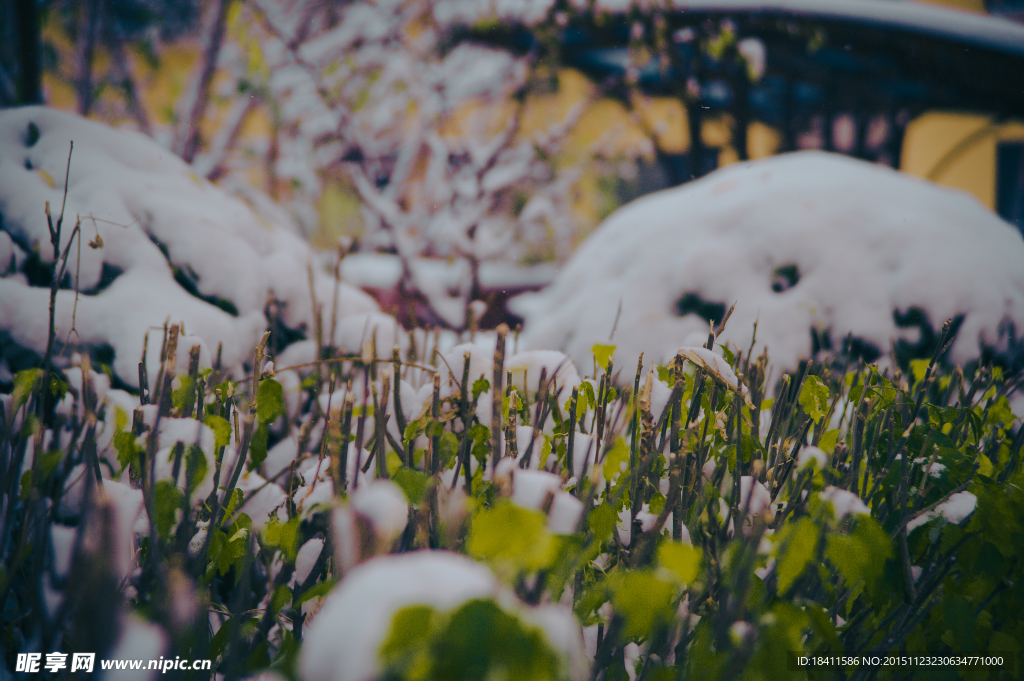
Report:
506,350,582,404
509,468,584,534
236,471,288,531
514,151,1024,381
678,346,747,395
0,107,378,389
439,342,494,399
50,524,77,579
302,551,586,681
819,486,871,519
434,0,555,27
797,445,828,470
906,491,978,533
349,480,410,545
299,551,501,681
59,472,147,581
104,615,167,680
295,538,325,586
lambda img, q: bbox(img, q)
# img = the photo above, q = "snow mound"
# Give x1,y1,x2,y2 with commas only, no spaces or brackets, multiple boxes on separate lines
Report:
513,151,1024,378
0,107,379,388
300,550,587,681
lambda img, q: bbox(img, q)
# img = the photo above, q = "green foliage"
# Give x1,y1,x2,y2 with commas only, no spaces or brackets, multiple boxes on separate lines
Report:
380,599,562,681
610,570,676,641
468,503,556,572
657,541,701,585
5,312,1023,681
257,378,285,424
603,436,630,479
263,516,301,563
472,377,490,401
776,517,819,594
592,344,616,370
392,466,429,504
153,480,183,541
250,422,269,467
204,414,232,449
798,375,829,424
12,368,41,410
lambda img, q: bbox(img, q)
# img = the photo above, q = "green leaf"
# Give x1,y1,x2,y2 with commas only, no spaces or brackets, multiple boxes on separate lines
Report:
210,616,235,660
592,344,616,370
297,578,337,605
250,422,269,468
589,504,617,543
658,542,701,584
38,449,63,479
438,431,459,470
263,516,301,563
472,377,490,401
392,466,429,505
184,445,208,497
381,599,560,681
909,358,930,386
257,378,285,424
579,381,596,412
223,488,244,521
776,517,819,593
987,396,1015,427
235,513,253,533
403,411,430,448
270,585,292,615
218,531,250,580
49,376,69,400
611,571,675,641
798,375,830,424
13,368,42,409
172,375,194,413
114,432,141,471
154,480,183,541
603,437,630,479
469,423,491,466
818,429,841,455
468,502,556,572
204,414,232,450
942,593,974,650
380,604,436,661
19,471,33,501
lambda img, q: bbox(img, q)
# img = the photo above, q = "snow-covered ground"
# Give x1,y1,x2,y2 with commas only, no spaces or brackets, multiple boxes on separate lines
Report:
513,151,1024,378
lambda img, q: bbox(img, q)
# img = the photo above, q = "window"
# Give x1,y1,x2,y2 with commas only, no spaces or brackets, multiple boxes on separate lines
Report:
996,141,1024,236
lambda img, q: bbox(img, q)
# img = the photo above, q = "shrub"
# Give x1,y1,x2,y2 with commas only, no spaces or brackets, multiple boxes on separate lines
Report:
1,306,1022,680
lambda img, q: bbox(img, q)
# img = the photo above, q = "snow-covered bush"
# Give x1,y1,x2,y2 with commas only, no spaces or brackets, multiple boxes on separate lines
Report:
5,295,1022,679
0,106,377,388
514,151,1024,380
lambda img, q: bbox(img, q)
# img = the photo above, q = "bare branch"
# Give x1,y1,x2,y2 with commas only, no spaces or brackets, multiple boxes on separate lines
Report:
175,0,232,163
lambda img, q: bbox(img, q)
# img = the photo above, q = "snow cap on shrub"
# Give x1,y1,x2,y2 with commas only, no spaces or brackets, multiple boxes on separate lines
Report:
301,550,587,681
820,486,870,519
506,350,581,403
0,107,378,388
514,151,1024,379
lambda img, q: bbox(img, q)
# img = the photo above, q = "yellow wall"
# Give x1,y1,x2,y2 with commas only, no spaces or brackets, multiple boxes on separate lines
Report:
914,0,987,12
901,112,1024,210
